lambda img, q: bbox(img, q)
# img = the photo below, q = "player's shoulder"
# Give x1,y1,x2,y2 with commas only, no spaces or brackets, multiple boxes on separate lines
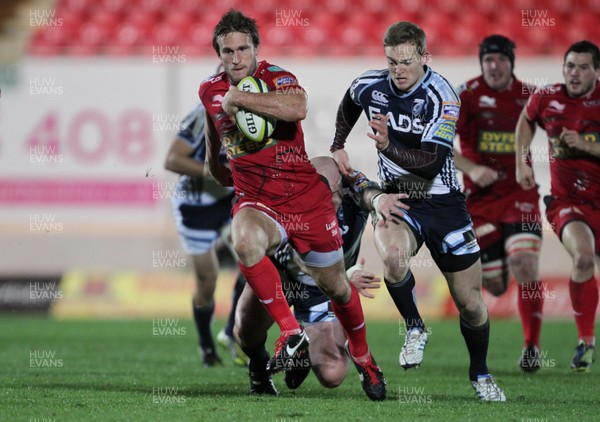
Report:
352,69,388,87
350,69,388,100
256,60,302,90
530,83,563,102
424,67,460,102
199,71,227,97
456,75,482,98
180,103,205,129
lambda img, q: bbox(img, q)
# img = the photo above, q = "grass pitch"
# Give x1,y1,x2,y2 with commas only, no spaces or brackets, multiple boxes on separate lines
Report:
1,317,598,421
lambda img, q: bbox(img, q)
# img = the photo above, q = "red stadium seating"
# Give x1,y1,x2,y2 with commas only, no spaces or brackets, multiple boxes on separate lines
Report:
27,0,600,57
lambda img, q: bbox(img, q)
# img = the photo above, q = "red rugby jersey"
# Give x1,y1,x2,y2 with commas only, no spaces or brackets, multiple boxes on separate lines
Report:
526,83,600,203
199,61,322,211
456,75,534,199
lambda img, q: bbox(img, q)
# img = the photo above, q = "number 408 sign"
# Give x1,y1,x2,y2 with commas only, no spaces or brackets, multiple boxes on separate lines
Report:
26,109,155,165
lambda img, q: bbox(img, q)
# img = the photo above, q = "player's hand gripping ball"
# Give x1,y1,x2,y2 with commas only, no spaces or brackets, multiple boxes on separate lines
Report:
235,76,276,142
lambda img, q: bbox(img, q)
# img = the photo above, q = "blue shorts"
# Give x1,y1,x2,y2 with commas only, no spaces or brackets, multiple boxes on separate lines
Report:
172,193,235,255
377,190,480,273
282,281,335,325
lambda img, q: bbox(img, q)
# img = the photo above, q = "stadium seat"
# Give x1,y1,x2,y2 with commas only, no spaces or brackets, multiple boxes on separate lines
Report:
25,0,600,57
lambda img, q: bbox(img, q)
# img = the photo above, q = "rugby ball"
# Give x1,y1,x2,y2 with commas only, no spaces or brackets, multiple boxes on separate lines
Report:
235,76,276,142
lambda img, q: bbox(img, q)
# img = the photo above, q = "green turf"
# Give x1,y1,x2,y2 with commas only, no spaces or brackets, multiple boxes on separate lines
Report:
1,317,598,421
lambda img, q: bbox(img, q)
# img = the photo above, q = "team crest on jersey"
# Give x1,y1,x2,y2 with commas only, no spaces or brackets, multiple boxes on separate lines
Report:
547,100,566,113
412,98,425,116
478,95,496,108
221,131,278,158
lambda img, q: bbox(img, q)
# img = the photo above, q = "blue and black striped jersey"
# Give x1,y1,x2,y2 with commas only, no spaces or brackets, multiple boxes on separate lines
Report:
350,65,462,195
174,104,233,205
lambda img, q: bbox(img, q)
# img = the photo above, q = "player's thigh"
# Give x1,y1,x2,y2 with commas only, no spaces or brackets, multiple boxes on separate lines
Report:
304,258,348,302
373,220,417,268
231,207,282,258
234,283,273,345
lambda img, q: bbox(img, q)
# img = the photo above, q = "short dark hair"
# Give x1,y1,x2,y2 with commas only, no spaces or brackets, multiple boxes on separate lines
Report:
212,9,260,55
383,21,426,56
564,40,600,69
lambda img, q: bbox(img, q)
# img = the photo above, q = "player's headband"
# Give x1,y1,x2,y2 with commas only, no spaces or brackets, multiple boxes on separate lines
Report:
479,35,516,69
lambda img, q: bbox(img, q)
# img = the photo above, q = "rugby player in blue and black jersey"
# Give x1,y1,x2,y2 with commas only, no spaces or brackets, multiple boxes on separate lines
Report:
165,103,247,367
330,21,506,401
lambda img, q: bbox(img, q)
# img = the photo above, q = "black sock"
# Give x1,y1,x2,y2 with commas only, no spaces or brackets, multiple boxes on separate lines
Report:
385,271,425,331
224,274,246,337
193,301,216,354
242,342,269,374
460,316,490,381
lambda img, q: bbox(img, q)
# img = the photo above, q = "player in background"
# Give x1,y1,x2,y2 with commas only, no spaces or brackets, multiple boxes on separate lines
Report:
164,102,248,367
200,10,386,400
235,157,404,395
331,21,506,401
516,40,600,372
453,35,545,372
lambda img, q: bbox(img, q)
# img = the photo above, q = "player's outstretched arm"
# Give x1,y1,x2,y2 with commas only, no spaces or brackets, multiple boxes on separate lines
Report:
222,85,307,122
560,127,600,157
368,113,449,180
515,108,537,190
204,111,233,187
164,138,205,177
330,90,364,176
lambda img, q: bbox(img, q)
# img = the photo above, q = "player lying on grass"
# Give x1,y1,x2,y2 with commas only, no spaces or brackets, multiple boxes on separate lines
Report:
234,157,407,395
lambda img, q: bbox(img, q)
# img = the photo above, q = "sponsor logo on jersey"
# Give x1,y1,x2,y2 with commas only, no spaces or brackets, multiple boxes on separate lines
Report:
432,121,456,143
477,131,515,154
221,131,278,159
368,106,424,134
547,100,566,113
550,132,599,159
441,102,460,121
478,95,496,108
268,65,286,72
371,90,389,105
583,99,600,107
274,75,297,87
412,98,425,116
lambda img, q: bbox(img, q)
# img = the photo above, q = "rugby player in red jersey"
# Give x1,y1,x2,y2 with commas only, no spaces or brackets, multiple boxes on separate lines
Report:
199,10,385,400
516,40,600,372
454,35,546,372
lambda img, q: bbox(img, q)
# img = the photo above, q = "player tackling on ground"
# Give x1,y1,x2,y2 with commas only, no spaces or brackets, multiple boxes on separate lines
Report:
516,40,600,372
331,21,506,401
199,10,386,400
235,157,400,395
453,35,546,373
